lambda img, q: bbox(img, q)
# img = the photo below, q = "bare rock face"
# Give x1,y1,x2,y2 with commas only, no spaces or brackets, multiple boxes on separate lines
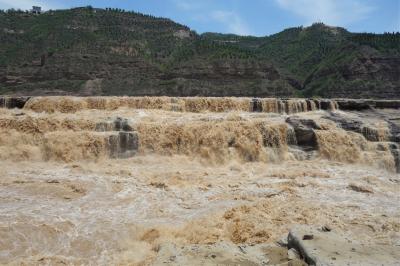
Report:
286,117,321,150
374,100,400,109
325,111,393,142
153,242,306,266
288,225,400,266
335,99,372,110
336,99,400,111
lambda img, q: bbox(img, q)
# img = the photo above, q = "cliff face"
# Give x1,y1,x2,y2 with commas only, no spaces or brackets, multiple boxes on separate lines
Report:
303,45,400,98
0,8,399,98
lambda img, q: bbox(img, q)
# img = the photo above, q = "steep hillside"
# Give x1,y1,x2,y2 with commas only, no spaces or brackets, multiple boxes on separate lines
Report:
258,24,400,98
0,7,399,98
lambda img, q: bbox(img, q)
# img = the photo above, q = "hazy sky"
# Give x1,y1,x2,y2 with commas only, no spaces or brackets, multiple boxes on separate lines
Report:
1,0,399,36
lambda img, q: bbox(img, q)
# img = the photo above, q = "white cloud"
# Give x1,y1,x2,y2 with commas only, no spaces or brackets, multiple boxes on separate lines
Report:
172,0,252,35
172,0,200,11
275,0,374,26
210,10,252,35
0,0,62,10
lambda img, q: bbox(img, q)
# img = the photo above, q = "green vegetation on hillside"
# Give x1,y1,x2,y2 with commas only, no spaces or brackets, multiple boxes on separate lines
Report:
0,7,399,98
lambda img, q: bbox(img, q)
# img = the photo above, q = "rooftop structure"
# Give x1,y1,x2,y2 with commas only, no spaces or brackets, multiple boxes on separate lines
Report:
31,6,41,14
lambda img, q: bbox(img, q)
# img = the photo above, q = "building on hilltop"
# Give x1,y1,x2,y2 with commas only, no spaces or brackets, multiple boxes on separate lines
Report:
31,6,41,14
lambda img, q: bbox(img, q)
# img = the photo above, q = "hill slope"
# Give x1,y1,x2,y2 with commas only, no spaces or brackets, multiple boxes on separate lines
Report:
0,7,399,98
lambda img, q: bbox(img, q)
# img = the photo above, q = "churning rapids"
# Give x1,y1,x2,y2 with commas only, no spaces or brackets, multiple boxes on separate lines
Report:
0,96,399,265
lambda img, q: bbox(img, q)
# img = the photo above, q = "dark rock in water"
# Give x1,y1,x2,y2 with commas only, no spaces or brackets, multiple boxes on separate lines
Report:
302,234,314,240
348,183,374,193
325,111,397,142
373,100,400,109
0,96,31,109
388,143,400,173
96,117,138,158
313,99,321,110
319,100,335,111
388,121,400,143
325,112,387,141
108,132,138,158
96,117,133,132
286,117,321,150
336,99,400,110
336,100,371,111
320,225,332,232
306,99,318,111
326,112,363,132
251,98,262,112
114,117,133,131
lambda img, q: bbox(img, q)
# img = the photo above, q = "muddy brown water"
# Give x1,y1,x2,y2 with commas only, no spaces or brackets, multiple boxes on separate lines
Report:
0,97,398,265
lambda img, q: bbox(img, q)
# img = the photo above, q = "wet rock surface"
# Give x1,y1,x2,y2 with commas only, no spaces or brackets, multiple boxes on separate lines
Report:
0,96,31,109
336,99,400,110
286,117,321,150
288,225,400,266
389,144,400,173
153,242,309,266
322,110,400,172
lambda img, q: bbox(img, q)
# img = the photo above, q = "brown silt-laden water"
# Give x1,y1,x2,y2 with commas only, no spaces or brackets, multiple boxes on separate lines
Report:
0,97,399,265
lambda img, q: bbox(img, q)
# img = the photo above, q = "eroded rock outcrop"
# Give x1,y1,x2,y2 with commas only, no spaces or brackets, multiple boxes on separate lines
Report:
286,117,322,150
287,225,400,266
336,99,400,110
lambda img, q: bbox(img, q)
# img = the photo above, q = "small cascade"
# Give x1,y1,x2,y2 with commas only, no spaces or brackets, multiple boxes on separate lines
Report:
0,96,31,109
108,132,138,159
361,126,389,142
95,117,133,132
286,126,298,146
251,98,263,112
95,117,138,158
261,98,279,113
388,143,400,173
22,96,340,114
314,99,321,110
320,100,337,111
306,100,317,111
0,104,399,172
